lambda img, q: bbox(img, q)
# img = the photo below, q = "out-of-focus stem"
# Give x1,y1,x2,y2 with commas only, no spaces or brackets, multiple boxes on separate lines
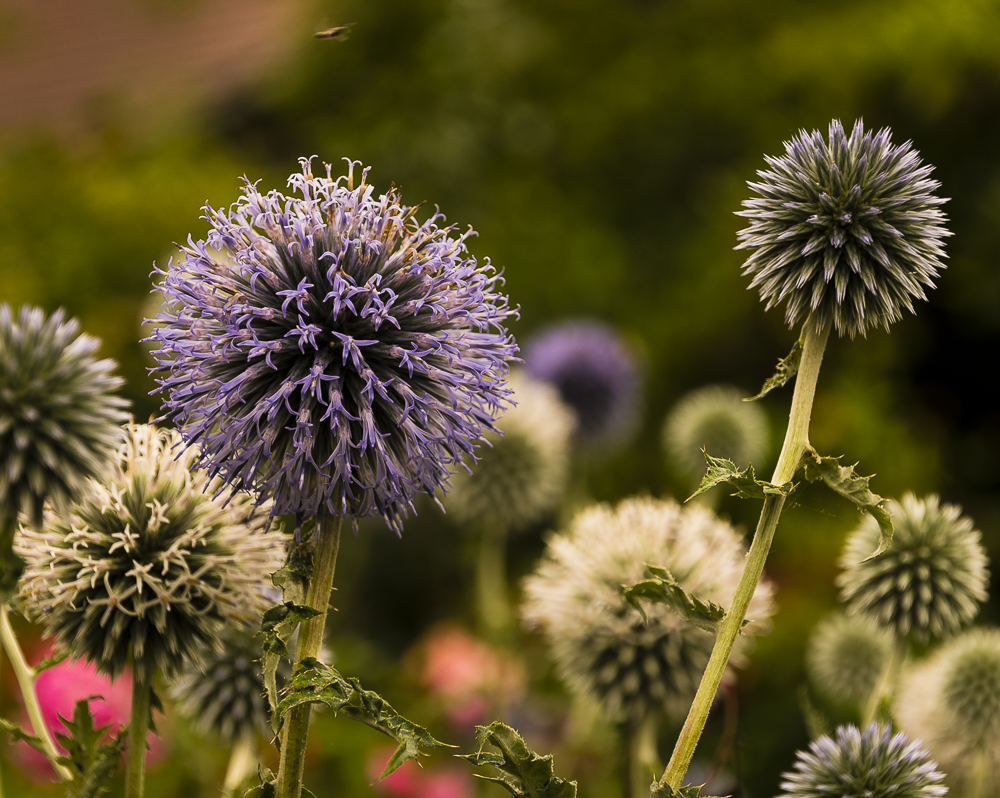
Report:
223,733,258,797
125,673,151,798
862,635,907,726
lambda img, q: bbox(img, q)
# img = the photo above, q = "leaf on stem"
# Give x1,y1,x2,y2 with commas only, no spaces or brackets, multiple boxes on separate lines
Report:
800,447,893,559
460,721,577,798
687,452,794,503
273,657,449,778
55,698,127,798
651,783,727,798
622,565,747,633
745,339,802,402
34,646,71,673
241,765,317,798
0,715,47,755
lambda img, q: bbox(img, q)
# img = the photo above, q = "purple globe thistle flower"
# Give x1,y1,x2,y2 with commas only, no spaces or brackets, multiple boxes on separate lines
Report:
522,320,639,447
149,158,518,533
737,120,950,338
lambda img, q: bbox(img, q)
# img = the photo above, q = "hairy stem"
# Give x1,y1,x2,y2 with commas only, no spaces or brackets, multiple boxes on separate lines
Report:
125,674,151,798
659,315,830,791
276,516,343,798
0,606,73,782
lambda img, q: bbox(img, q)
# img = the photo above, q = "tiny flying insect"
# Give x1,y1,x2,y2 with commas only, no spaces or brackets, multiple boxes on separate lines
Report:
314,23,354,41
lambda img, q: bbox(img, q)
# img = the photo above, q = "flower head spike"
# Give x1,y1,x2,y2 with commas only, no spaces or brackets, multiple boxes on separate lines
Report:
522,497,774,722
779,723,947,798
15,423,287,682
149,158,517,533
662,384,770,482
444,371,574,533
737,120,950,338
897,628,1000,794
522,319,639,448
806,612,892,709
838,493,988,642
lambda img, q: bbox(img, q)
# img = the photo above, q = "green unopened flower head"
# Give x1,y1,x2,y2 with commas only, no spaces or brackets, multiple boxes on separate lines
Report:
838,493,988,642
738,120,950,338
444,371,574,532
522,497,774,723
662,384,769,482
897,628,1000,792
806,612,892,709
15,423,287,682
779,723,946,798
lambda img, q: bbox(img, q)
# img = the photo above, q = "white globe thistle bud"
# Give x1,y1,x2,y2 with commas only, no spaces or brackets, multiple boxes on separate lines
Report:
838,493,988,642
15,423,287,682
896,628,1000,794
806,612,892,709
445,371,574,532
662,385,770,483
521,497,774,723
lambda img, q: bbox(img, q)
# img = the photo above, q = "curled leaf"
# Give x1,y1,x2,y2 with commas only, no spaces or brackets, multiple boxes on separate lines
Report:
688,452,793,503
461,721,577,798
745,339,802,402
623,564,746,633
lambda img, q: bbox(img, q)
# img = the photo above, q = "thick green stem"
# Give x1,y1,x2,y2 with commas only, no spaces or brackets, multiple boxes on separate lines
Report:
862,635,907,726
276,516,343,798
0,606,73,782
125,674,151,798
477,524,510,638
659,315,830,791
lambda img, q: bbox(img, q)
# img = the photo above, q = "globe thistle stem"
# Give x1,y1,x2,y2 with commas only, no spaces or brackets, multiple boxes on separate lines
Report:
660,313,830,790
624,715,658,798
276,516,343,798
223,733,258,797
862,635,907,727
477,524,511,638
0,607,73,782
125,674,151,798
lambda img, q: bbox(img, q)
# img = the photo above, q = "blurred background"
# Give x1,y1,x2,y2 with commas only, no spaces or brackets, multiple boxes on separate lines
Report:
2,0,1000,796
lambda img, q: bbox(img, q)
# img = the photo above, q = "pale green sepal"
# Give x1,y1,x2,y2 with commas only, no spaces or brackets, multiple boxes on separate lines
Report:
687,452,794,503
650,782,727,798
460,721,577,798
54,698,128,798
623,564,746,634
800,447,893,560
274,657,449,779
745,339,802,402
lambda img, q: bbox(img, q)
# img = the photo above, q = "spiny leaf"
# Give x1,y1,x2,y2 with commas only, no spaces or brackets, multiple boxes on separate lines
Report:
55,698,127,798
623,565,746,634
460,721,577,798
34,646,71,673
651,783,727,798
274,657,449,779
1,716,46,755
687,452,794,503
746,339,802,402
800,447,893,559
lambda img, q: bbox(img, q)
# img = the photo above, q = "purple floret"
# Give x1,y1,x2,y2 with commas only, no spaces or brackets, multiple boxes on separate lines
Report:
149,158,518,534
523,320,639,447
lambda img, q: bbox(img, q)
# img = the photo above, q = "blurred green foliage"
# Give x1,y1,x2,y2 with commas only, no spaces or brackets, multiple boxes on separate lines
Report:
3,0,1000,795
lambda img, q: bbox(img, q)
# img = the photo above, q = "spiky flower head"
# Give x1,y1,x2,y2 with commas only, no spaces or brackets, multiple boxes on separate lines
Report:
662,384,769,483
15,423,287,682
149,158,517,533
444,371,574,533
897,628,1000,793
0,304,127,533
737,120,949,338
779,723,947,798
522,497,774,723
838,493,988,642
806,612,892,709
522,319,639,448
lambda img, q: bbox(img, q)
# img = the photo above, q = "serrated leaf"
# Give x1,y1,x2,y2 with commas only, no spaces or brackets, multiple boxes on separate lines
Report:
651,783,727,798
461,721,577,798
688,452,794,503
800,447,893,559
273,658,449,779
1,715,47,755
623,565,746,634
746,339,802,402
34,647,71,673
54,698,127,798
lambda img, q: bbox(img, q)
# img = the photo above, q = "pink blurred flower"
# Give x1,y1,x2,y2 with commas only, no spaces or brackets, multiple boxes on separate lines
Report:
367,747,471,798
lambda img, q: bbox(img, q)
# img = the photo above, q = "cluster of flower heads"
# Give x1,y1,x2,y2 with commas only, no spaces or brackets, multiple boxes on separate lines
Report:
522,320,639,448
0,304,127,534
149,158,517,533
838,493,988,642
444,371,574,533
806,612,891,710
522,497,774,722
15,423,286,682
737,119,950,338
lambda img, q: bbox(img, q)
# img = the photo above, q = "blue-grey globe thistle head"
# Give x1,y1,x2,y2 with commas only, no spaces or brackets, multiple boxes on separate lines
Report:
521,497,774,723
838,493,988,642
737,120,950,338
806,612,892,710
0,304,128,533
522,319,639,448
444,371,574,533
14,423,287,682
779,723,947,798
897,629,1000,792
149,158,518,534
662,384,769,483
